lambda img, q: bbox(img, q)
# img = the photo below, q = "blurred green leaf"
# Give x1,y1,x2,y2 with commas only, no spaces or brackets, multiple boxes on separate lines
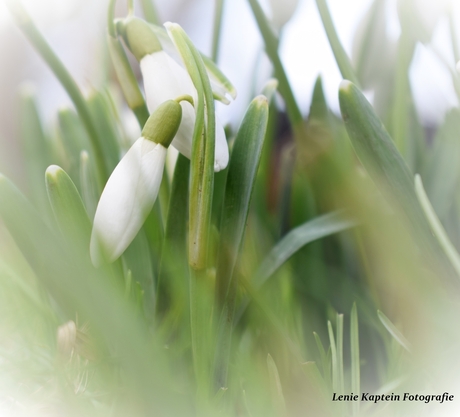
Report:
423,109,460,221
267,354,287,417
315,0,359,86
350,303,360,416
214,95,269,388
377,310,411,353
253,211,357,288
45,165,91,257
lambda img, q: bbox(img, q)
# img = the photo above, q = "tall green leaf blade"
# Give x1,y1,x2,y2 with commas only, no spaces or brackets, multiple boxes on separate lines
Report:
338,80,449,270
267,354,287,417
45,165,91,258
214,96,269,388
253,210,357,288
350,303,360,416
377,310,411,353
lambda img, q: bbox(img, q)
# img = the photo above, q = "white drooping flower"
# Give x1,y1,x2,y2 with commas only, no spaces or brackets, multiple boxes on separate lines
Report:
268,0,299,29
122,17,233,172
90,99,183,266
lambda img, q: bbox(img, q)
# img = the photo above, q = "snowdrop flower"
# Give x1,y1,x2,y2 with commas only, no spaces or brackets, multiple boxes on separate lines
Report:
90,98,185,266
122,17,229,172
268,0,299,30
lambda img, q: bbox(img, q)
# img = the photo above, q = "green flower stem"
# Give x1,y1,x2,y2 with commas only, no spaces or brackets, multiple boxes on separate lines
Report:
350,303,360,416
415,174,460,279
107,0,150,128
247,0,303,129
315,0,359,86
166,24,216,410
6,0,108,185
211,0,225,62
141,0,161,25
127,0,134,15
167,23,216,271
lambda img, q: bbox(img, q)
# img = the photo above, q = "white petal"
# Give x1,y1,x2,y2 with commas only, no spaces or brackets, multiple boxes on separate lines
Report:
214,115,229,172
140,51,197,111
140,51,229,172
90,138,166,265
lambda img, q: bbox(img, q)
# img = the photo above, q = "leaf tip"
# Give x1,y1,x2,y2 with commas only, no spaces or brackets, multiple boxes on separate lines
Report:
339,79,354,95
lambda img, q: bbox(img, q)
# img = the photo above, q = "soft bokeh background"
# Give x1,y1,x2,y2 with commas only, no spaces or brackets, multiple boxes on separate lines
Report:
1,0,459,188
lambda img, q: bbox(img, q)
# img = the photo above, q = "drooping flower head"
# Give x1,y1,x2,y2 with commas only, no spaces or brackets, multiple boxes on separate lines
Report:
120,17,232,172
90,98,185,266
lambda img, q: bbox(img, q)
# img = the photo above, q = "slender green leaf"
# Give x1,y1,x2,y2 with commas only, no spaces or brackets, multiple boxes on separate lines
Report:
327,321,338,392
213,96,269,388
19,86,53,214
315,0,359,86
253,210,357,288
336,314,344,395
350,303,360,416
211,0,225,62
246,0,303,128
377,310,411,353
338,80,445,264
141,0,161,25
45,165,91,256
415,174,460,279
267,354,287,417
6,0,107,183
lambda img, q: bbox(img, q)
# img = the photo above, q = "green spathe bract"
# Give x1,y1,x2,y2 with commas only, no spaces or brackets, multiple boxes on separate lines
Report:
123,16,162,61
142,99,183,148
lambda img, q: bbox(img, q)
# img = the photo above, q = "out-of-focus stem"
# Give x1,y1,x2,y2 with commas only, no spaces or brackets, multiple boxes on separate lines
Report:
211,0,225,62
7,0,108,185
141,0,161,25
315,0,359,86
415,174,460,279
246,0,303,129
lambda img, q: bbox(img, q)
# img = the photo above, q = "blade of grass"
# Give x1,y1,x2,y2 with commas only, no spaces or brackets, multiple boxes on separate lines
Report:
350,303,360,416
166,23,215,270
211,0,225,62
315,0,359,86
253,210,357,288
157,154,190,315
108,0,150,127
327,320,338,392
141,0,161,25
338,80,450,270
213,96,269,389
415,174,460,279
377,310,411,353
336,314,344,395
6,0,107,184
267,354,287,417
314,332,332,388
45,165,91,256
246,0,303,129
19,86,53,215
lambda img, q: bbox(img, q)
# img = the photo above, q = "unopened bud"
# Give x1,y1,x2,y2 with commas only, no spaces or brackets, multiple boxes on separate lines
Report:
142,99,184,148
121,17,162,61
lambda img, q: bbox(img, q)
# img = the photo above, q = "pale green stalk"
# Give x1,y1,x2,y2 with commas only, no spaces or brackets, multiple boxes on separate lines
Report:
415,174,460,279
141,0,161,25
166,23,216,270
107,0,150,127
315,0,359,86
350,303,360,416
246,0,303,129
211,0,225,62
6,0,108,184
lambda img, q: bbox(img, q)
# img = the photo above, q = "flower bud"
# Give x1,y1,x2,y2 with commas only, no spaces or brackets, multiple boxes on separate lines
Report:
90,102,184,266
121,16,162,61
142,99,183,148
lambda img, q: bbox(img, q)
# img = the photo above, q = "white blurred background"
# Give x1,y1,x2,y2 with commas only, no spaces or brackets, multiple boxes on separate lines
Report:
0,0,459,184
